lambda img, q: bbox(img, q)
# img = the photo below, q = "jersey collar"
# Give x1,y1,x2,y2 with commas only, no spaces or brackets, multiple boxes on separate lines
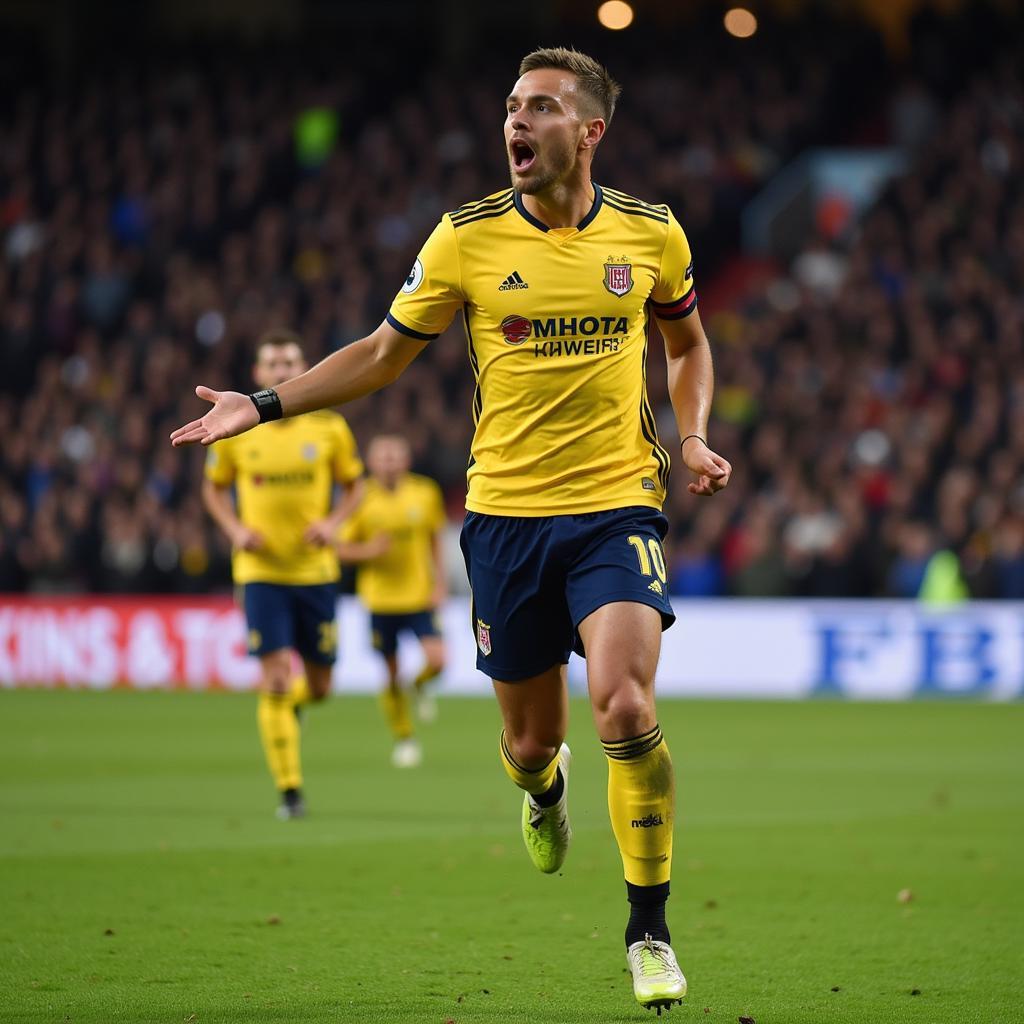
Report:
513,183,603,234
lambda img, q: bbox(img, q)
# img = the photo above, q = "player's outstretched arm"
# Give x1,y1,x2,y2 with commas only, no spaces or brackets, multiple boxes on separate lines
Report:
170,321,429,447
659,309,732,497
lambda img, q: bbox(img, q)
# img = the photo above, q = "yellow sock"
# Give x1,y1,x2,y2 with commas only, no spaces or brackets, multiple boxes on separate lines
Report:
603,725,674,886
499,730,560,796
413,663,441,691
257,691,302,791
290,674,312,708
379,688,414,740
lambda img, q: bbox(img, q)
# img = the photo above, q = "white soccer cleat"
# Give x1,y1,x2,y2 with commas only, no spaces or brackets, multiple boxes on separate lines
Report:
391,738,422,768
627,933,687,1014
521,743,572,874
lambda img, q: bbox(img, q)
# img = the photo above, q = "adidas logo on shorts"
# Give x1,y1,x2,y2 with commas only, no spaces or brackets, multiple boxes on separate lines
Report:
498,271,529,291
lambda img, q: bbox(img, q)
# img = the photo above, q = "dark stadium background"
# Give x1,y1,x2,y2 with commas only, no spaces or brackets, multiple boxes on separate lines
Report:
2,0,1020,603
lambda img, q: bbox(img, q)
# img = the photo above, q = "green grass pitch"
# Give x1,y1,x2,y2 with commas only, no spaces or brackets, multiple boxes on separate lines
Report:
1,690,1021,1024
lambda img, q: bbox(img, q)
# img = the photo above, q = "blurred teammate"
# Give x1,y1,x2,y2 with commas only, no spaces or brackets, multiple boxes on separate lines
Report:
201,329,364,820
173,48,730,1010
336,435,447,768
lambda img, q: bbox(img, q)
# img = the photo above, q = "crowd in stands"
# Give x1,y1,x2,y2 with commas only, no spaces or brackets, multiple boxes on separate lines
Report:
1,15,1022,597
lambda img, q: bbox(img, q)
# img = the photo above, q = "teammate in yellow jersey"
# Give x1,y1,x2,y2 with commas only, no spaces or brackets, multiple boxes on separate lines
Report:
201,329,365,820
336,435,447,768
173,47,731,1011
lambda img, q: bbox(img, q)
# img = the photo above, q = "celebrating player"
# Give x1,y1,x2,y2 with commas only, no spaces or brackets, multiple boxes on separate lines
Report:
336,434,447,768
201,329,365,820
173,48,731,1011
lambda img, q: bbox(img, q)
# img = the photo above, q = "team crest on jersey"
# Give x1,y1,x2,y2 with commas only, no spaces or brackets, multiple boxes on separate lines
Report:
603,257,633,297
500,314,532,346
302,443,317,461
476,618,492,656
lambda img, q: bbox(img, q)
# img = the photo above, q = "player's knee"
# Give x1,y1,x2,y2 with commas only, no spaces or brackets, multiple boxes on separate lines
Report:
504,729,562,770
261,665,292,696
591,682,655,740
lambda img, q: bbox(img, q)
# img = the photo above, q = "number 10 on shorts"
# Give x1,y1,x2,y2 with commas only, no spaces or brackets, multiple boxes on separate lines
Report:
627,535,667,583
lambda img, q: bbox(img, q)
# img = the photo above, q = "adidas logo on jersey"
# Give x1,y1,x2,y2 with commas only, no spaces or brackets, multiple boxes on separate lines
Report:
498,271,529,291
648,580,663,595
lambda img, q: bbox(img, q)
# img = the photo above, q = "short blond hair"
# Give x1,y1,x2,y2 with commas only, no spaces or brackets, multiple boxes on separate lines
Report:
519,47,621,124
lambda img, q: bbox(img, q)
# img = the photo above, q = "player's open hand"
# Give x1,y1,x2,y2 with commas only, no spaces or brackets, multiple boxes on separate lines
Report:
170,387,259,447
681,437,731,497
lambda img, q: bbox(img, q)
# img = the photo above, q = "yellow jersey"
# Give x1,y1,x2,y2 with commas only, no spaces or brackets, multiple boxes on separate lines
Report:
341,474,446,614
387,184,697,516
205,411,364,585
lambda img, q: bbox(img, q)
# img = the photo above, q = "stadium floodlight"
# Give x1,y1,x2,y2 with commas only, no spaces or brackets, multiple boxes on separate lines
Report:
597,1,634,31
724,7,758,38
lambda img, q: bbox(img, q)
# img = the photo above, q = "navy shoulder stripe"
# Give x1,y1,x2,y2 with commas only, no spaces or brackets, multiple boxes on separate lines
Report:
450,199,515,228
450,191,514,221
603,187,667,214
603,197,668,224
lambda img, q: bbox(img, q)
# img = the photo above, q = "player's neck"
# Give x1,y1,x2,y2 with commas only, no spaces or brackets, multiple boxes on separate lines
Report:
520,175,595,230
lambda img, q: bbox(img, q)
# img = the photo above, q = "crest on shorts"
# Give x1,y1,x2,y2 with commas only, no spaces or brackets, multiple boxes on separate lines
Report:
603,257,633,297
476,618,492,657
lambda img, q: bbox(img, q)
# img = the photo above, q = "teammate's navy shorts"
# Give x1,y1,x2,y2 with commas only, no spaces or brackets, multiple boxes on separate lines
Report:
243,582,338,664
370,610,441,657
460,506,675,681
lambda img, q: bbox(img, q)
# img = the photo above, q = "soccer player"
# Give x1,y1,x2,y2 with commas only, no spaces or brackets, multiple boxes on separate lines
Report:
173,48,731,1011
336,435,447,768
201,329,365,820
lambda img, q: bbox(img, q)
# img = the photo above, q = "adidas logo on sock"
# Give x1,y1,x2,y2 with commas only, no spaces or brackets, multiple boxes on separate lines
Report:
498,271,529,291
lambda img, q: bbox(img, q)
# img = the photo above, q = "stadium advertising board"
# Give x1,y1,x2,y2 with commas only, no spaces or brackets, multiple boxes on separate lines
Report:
0,596,1021,699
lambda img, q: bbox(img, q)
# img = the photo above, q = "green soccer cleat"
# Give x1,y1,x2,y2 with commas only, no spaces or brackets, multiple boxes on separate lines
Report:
626,934,687,1014
521,743,572,874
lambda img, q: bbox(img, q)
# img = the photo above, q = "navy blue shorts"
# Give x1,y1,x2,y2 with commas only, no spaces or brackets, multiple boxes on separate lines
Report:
460,506,675,681
242,582,338,664
370,610,441,657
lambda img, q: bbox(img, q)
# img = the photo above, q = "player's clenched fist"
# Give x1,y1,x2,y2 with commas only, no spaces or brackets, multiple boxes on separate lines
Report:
170,386,260,447
681,436,731,497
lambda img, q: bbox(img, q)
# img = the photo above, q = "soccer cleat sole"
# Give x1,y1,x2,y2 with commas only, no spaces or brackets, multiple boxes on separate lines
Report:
643,997,684,1016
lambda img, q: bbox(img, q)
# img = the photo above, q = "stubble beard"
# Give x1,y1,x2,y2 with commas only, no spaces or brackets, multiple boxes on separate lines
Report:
509,137,576,196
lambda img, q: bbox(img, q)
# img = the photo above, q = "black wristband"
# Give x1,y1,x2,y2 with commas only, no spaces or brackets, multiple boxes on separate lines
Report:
249,388,283,423
680,434,707,450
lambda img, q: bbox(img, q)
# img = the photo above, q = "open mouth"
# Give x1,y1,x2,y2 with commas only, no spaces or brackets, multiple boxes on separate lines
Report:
510,139,536,172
